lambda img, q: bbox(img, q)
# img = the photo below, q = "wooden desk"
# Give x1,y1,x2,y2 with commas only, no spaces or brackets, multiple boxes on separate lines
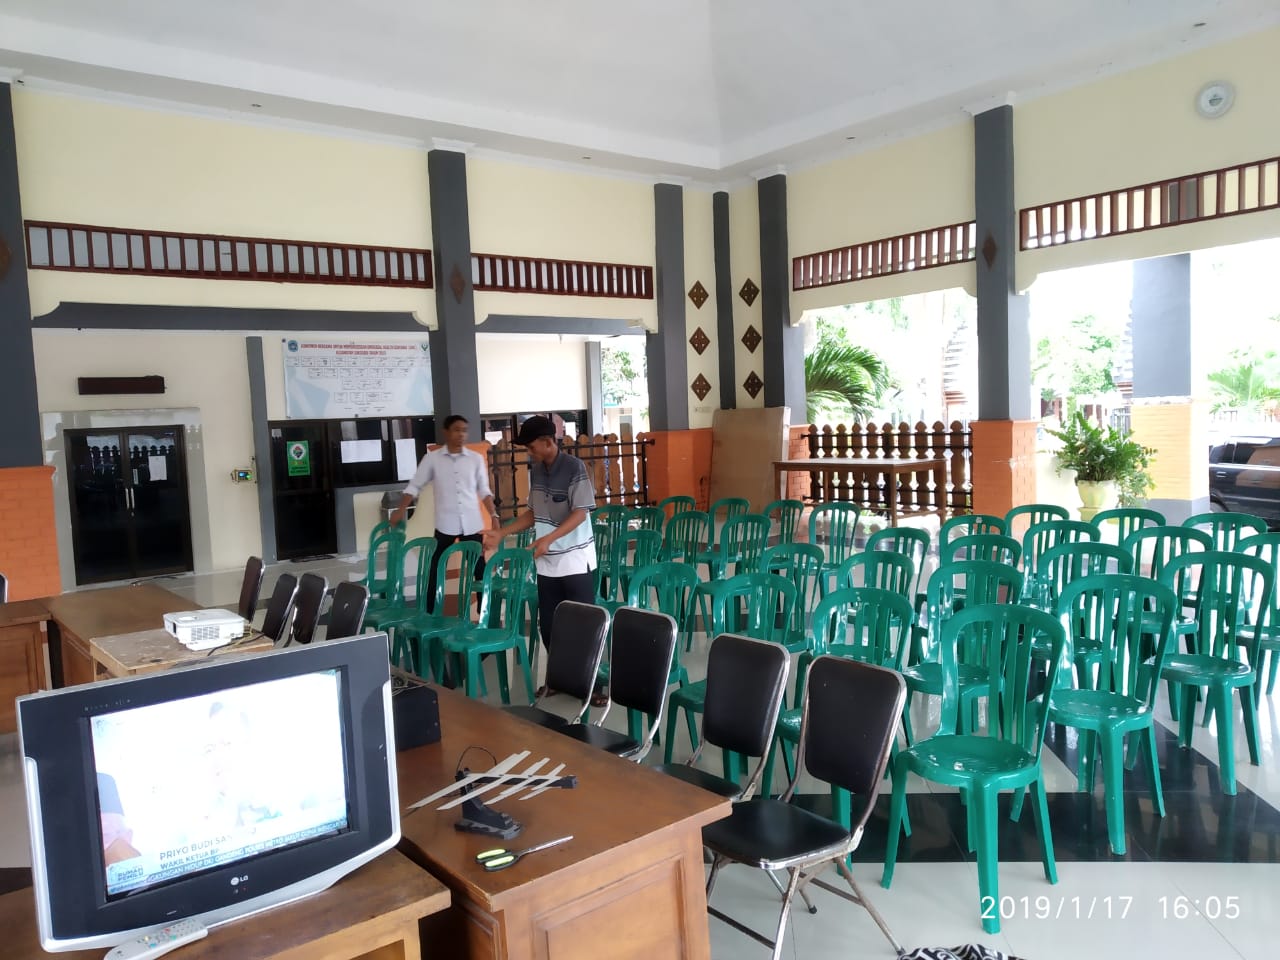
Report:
91,627,275,678
44,584,194,686
396,686,730,960
0,849,449,960
774,456,948,526
0,599,51,734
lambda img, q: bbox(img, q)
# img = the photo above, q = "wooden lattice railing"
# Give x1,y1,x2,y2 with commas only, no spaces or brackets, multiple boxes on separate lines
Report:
488,434,653,520
804,420,973,515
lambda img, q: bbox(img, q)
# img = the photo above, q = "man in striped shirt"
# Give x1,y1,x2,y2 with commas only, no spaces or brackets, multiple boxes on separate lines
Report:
485,415,599,698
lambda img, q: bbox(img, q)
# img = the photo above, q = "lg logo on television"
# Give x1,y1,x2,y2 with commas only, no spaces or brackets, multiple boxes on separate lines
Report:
230,875,248,887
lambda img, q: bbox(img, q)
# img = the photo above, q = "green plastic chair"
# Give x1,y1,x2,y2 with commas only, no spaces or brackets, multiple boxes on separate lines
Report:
1236,532,1280,694
391,540,485,683
364,535,435,633
939,513,1005,551
1089,507,1165,546
363,524,405,601
1183,511,1267,552
939,533,1021,567
836,551,915,597
1030,542,1133,683
882,603,1066,935
440,548,538,704
596,528,663,613
513,525,535,550
593,505,635,598
1020,519,1099,603
1038,574,1177,855
657,494,696,519
661,509,711,564
632,505,666,532
763,498,804,544
762,542,825,657
695,513,771,579
1150,550,1272,795
708,496,750,543
808,502,861,594
664,573,797,764
1003,502,1070,541
865,526,931,612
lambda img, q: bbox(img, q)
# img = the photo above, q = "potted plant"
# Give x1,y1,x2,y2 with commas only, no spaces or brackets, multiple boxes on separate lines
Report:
1047,412,1154,520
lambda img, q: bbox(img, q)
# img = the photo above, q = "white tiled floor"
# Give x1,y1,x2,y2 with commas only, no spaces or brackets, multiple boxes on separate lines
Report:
6,557,1280,959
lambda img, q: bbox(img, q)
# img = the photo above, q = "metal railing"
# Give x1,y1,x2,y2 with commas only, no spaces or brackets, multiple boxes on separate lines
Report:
488,434,653,520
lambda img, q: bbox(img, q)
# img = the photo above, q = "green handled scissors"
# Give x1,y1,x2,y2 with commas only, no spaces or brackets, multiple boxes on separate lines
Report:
475,835,572,872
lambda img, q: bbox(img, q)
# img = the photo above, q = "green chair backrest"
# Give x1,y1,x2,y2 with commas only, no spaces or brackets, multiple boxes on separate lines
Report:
1021,519,1099,573
938,604,1065,758
718,514,772,575
921,560,1024,660
632,505,666,532
602,528,664,602
594,504,634,541
1238,533,1280,633
657,494,696,518
708,496,750,541
477,548,536,632
807,501,861,569
837,551,915,597
1089,507,1165,545
431,539,485,616
1056,573,1176,703
627,561,700,635
763,499,804,544
364,525,406,600
400,536,437,612
940,533,1021,568
1121,525,1211,582
716,572,797,644
513,525,535,550
1036,540,1132,610
762,543,825,633
811,586,913,671
865,526,931,600
1183,511,1268,552
1159,550,1274,660
1004,503,1070,541
939,513,1006,549
662,510,711,562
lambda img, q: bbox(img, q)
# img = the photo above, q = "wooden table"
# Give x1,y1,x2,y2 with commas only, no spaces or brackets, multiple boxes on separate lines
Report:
774,456,948,526
44,584,195,686
91,627,275,678
0,599,51,733
0,849,449,960
396,686,731,960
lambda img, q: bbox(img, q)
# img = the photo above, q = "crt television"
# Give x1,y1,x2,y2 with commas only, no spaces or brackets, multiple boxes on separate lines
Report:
17,632,400,952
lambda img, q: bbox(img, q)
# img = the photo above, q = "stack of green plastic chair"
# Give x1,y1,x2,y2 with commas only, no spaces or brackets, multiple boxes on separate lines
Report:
808,502,861,595
663,572,796,764
762,498,804,544
1150,550,1272,795
1036,574,1177,855
882,603,1066,935
391,540,485,684
1183,511,1267,552
1236,532,1280,694
440,548,537,704
364,535,435,634
661,509,710,564
363,523,406,601
1089,506,1165,546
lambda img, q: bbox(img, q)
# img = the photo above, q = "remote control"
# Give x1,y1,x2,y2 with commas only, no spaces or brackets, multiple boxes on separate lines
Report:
104,919,207,960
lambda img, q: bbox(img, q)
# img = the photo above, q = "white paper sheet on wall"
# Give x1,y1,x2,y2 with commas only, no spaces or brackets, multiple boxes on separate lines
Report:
148,456,167,482
395,438,419,481
340,439,383,464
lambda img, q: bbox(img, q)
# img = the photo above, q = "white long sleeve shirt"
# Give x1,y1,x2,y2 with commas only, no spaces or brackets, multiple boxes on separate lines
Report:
402,446,493,535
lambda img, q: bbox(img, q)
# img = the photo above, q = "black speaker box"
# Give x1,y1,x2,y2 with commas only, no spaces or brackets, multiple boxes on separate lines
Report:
392,682,441,751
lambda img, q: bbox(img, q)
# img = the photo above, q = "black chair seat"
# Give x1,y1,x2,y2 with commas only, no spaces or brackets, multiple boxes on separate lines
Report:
503,705,571,729
702,797,848,869
651,763,740,798
556,722,641,757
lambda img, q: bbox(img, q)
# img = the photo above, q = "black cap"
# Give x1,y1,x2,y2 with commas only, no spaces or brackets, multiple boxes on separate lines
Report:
514,415,557,446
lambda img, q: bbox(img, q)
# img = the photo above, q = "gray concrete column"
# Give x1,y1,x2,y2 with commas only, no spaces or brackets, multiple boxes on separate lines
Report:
758,174,804,417
647,182,689,431
245,337,277,562
0,83,41,467
713,191,736,410
974,105,1032,422
586,341,603,434
427,149,480,437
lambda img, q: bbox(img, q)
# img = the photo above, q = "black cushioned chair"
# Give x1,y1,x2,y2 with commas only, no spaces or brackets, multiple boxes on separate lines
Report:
653,633,789,799
506,601,610,729
556,606,677,761
326,581,370,640
289,572,329,646
260,573,298,645
702,656,906,959
237,556,266,622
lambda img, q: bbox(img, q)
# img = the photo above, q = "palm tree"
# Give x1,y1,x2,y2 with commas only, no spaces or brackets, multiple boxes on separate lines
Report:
1208,353,1280,414
804,334,893,424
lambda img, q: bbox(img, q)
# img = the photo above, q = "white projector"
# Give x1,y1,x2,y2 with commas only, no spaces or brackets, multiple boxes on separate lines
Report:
163,609,247,650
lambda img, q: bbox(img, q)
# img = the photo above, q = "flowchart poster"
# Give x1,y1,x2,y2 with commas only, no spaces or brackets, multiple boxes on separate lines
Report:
283,339,434,419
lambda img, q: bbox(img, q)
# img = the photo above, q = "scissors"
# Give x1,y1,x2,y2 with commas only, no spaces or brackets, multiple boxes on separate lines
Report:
475,835,572,872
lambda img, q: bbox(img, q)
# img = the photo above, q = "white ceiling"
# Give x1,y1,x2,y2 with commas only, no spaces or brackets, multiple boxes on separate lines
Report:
1,0,1276,183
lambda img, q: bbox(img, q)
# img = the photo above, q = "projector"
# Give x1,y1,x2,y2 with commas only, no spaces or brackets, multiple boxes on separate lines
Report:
163,609,248,650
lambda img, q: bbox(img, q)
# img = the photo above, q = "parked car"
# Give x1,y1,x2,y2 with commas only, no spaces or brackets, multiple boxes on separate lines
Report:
1208,435,1280,529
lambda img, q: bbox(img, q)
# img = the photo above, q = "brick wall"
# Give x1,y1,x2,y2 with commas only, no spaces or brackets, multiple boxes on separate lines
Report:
0,466,61,600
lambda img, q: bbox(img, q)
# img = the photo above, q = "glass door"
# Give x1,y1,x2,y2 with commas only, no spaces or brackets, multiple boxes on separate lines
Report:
269,421,337,560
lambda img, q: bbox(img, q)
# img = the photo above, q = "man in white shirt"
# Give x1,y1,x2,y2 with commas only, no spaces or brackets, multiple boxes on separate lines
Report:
388,415,498,612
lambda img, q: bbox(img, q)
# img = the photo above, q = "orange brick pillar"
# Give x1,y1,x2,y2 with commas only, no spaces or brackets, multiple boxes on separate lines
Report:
0,465,62,600
641,429,712,510
970,420,1038,518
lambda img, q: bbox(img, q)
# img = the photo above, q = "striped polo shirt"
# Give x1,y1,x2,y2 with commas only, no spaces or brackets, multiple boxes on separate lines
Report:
528,449,596,576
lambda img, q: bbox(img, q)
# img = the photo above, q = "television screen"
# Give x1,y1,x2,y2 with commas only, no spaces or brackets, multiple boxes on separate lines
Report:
19,634,400,952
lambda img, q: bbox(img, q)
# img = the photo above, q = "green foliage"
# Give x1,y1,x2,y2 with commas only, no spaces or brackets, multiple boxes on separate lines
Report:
804,323,893,424
1032,313,1117,402
600,342,644,406
1048,412,1154,506
1207,350,1280,414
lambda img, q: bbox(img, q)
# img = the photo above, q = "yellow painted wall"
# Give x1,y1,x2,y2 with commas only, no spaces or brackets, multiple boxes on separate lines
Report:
466,156,658,330
684,189,717,428
13,89,435,323
1016,26,1280,285
729,183,763,409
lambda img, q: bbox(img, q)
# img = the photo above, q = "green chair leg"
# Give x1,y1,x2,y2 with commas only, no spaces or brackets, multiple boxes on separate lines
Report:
972,786,1001,934
1241,683,1261,766
1099,728,1127,856
1144,725,1165,818
1031,778,1058,884
494,654,511,704
1266,653,1278,695
880,757,909,890
1211,684,1236,796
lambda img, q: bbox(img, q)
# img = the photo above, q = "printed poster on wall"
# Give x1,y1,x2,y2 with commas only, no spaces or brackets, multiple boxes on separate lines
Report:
283,339,434,419
286,440,311,476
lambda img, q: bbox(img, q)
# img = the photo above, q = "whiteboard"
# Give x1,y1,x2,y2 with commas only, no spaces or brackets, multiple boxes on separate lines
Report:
283,339,434,419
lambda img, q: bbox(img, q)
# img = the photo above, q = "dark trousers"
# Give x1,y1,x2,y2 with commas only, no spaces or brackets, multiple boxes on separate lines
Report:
427,531,486,613
536,571,597,653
